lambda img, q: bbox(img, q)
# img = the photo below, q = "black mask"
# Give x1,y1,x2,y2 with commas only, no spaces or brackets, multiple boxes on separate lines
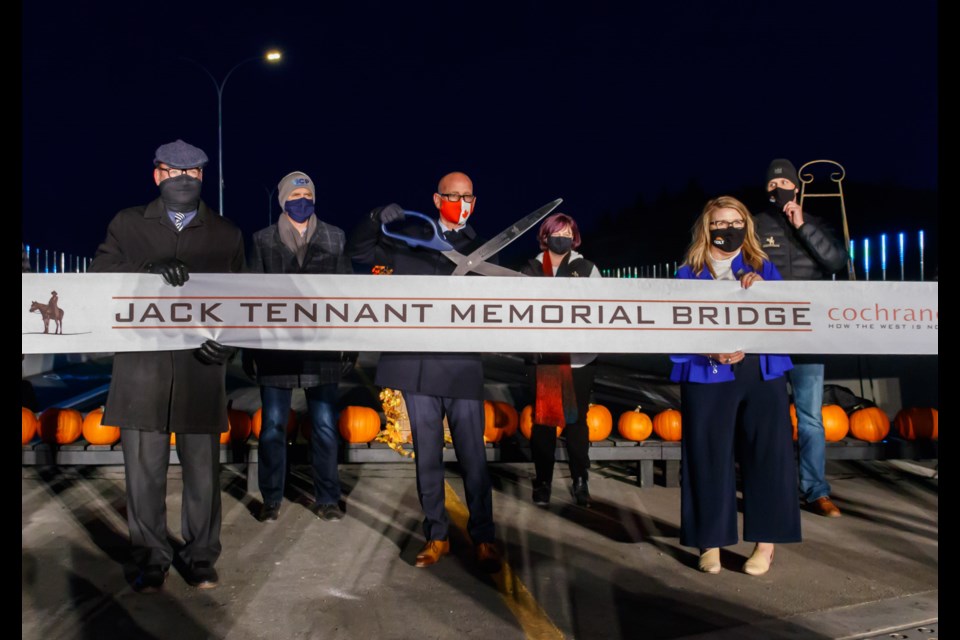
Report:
547,236,573,255
710,227,746,253
768,187,796,210
159,175,202,213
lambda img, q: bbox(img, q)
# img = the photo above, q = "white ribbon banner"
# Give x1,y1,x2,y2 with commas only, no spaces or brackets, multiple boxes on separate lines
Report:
22,273,938,355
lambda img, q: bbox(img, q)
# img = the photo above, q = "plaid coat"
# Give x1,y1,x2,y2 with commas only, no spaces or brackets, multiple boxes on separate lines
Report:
246,218,353,388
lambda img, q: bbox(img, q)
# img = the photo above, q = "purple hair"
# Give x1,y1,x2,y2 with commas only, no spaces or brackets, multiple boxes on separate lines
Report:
537,213,581,251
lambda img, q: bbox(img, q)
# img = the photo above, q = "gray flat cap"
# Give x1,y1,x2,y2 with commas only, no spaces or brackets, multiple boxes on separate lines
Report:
154,139,209,168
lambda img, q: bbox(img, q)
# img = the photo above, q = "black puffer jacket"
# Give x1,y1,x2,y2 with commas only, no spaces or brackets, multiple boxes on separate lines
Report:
754,208,848,280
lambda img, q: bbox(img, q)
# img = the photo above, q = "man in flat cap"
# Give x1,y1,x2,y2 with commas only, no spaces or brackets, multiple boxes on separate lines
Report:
90,139,244,592
756,158,848,518
244,170,353,523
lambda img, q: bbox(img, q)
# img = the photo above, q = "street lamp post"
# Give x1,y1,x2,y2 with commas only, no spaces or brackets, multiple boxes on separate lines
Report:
183,50,282,216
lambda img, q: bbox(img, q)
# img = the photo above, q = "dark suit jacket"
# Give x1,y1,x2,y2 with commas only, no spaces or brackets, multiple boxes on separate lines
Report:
346,207,494,400
246,219,353,388
90,198,245,433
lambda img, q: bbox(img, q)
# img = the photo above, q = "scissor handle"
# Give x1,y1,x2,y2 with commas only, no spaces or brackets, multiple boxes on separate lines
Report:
381,210,454,252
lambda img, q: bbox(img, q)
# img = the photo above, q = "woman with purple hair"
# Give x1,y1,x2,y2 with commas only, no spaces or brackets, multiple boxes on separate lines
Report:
520,213,601,507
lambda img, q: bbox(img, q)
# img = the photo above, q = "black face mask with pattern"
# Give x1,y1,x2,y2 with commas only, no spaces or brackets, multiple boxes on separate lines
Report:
710,227,746,253
159,175,202,213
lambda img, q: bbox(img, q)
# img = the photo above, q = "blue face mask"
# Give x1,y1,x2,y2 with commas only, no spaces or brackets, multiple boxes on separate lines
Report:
284,197,315,223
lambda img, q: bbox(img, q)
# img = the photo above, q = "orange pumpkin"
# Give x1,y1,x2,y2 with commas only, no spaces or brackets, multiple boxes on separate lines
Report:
653,409,682,441
894,407,938,440
251,408,298,440
849,407,890,442
788,404,799,441
518,405,563,440
20,407,40,444
618,407,653,441
790,403,850,442
586,404,613,441
22,407,39,445
38,408,83,445
493,401,519,437
821,404,849,442
483,401,503,443
81,408,121,445
228,409,252,443
337,406,381,443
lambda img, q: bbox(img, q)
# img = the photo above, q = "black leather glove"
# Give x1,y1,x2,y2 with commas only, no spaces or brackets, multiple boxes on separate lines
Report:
146,259,190,286
340,351,359,377
196,339,237,365
378,203,406,225
241,349,257,380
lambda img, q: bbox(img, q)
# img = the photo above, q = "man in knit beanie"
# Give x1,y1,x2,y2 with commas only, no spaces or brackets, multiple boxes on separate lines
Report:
245,170,353,523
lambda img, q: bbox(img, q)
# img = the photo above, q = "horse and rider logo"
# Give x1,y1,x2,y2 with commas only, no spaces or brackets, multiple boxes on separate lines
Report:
28,291,64,334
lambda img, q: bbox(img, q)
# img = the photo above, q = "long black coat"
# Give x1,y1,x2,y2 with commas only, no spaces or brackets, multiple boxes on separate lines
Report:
90,198,245,434
346,208,492,400
245,218,353,388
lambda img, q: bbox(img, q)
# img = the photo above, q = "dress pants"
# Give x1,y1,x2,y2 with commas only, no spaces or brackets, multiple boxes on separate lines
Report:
530,364,594,483
404,393,495,544
122,429,222,569
679,356,802,549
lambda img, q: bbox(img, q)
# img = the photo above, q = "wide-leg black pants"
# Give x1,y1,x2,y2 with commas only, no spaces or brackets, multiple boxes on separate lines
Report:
679,356,801,549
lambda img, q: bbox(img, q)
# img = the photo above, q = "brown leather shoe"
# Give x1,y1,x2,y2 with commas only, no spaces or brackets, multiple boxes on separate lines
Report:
415,540,450,568
808,496,842,518
476,542,502,573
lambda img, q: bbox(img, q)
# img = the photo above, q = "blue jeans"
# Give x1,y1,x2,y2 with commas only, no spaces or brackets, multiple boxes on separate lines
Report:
259,384,341,506
790,364,831,502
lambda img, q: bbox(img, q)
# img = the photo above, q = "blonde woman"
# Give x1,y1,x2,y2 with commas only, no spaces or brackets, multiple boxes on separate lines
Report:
671,196,800,576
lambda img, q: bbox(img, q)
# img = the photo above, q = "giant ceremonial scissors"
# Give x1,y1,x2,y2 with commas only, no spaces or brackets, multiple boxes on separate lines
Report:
381,198,563,276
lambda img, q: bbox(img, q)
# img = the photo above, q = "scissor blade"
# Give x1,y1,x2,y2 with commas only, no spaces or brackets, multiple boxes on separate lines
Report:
451,198,563,275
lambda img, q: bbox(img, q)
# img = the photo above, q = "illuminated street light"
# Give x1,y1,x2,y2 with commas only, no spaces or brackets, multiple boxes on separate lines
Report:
183,50,282,215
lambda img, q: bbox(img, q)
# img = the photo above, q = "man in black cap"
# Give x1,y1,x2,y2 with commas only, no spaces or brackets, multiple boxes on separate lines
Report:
90,139,245,591
755,158,848,518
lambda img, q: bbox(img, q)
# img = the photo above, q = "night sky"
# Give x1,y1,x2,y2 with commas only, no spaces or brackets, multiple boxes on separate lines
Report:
21,2,938,272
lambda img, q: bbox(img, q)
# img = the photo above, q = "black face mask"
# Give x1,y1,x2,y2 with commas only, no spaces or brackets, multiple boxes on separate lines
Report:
768,187,796,210
547,236,573,255
159,175,202,213
710,227,746,253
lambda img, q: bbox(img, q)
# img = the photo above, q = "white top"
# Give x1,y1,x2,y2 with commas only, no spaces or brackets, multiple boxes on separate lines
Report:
708,250,740,281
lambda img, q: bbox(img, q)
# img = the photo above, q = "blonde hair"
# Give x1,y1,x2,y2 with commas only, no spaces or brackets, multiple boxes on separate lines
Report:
681,195,768,277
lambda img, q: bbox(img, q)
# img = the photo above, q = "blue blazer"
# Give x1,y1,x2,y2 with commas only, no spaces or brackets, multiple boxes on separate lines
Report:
670,253,792,384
